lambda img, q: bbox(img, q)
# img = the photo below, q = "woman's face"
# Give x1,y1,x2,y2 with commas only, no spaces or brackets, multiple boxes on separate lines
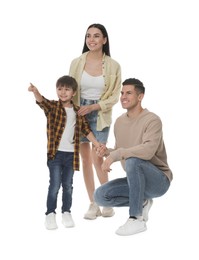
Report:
85,27,107,52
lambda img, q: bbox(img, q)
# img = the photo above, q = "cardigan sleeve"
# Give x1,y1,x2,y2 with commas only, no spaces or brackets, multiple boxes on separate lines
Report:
98,58,121,112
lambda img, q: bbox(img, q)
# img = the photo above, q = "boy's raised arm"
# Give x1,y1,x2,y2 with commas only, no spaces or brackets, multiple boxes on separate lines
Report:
28,83,43,103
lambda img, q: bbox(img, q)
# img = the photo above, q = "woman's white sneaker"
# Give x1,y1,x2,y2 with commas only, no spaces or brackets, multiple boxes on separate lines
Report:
84,202,102,220
102,207,115,217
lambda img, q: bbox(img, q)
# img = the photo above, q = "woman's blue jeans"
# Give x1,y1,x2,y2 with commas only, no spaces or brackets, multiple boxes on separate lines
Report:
94,157,170,217
46,151,74,215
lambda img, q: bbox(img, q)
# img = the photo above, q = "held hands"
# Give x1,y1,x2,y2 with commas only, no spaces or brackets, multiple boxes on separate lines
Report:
95,144,113,174
94,143,107,157
95,144,108,157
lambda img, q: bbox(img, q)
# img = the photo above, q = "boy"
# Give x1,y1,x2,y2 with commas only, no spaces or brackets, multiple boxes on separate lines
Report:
28,75,101,230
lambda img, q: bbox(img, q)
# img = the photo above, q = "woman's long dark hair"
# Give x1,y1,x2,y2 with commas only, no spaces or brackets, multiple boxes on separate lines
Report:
82,23,111,56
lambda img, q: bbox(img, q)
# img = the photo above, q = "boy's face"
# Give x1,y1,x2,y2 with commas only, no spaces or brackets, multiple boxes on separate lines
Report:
56,85,76,103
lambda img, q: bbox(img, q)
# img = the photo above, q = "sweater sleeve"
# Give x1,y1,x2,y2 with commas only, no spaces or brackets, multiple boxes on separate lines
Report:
110,118,163,162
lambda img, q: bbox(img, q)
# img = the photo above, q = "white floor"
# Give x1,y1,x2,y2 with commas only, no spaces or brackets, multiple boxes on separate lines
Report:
1,164,198,260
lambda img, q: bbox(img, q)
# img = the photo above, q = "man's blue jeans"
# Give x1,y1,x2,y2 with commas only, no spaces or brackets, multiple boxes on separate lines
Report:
94,158,170,217
46,151,74,215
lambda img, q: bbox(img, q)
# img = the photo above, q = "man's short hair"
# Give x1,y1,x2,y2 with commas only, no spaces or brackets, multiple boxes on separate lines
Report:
122,78,145,94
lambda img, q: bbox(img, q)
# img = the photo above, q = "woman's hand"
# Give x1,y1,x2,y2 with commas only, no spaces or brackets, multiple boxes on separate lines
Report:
78,103,100,116
78,105,93,116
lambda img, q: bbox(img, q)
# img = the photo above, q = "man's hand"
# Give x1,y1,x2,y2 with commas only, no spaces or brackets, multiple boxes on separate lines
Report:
101,156,114,174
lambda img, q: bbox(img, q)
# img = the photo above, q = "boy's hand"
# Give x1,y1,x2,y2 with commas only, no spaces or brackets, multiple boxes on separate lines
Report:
28,83,36,92
96,144,107,157
28,83,42,102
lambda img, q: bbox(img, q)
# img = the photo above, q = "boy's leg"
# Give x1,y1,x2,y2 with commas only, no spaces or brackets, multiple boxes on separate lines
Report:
61,152,74,213
46,154,62,215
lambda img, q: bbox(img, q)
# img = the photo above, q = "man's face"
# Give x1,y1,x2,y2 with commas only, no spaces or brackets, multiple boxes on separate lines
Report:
120,85,142,110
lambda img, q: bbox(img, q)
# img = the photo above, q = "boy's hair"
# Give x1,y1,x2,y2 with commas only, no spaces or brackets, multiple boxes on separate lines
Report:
122,78,145,94
56,75,78,92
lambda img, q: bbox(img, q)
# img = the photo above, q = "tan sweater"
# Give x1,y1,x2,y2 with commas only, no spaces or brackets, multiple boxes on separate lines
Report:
69,52,121,131
109,109,173,182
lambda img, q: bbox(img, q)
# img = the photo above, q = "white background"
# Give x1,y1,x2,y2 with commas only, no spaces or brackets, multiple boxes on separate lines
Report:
0,0,198,259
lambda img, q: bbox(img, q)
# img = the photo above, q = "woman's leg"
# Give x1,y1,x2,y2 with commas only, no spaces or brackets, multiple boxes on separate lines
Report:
81,142,102,219
91,144,108,185
92,144,115,217
80,142,95,202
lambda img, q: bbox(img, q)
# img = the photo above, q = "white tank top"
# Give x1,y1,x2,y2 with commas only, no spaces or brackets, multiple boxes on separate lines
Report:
80,70,104,100
58,107,76,152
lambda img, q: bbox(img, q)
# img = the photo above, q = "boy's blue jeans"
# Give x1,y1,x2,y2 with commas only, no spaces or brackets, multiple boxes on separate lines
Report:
46,151,74,215
94,158,170,217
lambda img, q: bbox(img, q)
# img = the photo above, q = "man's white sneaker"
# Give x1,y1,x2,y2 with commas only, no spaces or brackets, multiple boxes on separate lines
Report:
62,212,75,228
45,213,58,230
142,199,153,222
102,207,115,217
115,218,147,236
84,202,102,220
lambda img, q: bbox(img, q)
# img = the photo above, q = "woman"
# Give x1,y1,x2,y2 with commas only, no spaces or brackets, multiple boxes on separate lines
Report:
69,23,121,219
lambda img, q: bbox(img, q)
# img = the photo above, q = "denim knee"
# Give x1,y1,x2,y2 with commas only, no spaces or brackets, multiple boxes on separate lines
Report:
125,157,143,172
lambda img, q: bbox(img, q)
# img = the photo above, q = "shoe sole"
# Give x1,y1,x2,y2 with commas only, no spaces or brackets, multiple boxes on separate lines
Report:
45,225,58,230
84,209,102,220
102,212,115,217
84,214,101,220
115,226,147,236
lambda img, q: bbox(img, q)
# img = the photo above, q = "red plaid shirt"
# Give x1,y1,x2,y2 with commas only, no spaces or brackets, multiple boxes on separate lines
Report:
37,97,91,171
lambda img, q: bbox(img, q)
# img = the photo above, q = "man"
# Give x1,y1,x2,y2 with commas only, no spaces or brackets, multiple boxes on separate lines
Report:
94,78,173,236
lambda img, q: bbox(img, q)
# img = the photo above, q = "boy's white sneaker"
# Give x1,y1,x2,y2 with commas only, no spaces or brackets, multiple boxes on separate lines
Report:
45,213,58,230
142,199,153,222
115,218,147,236
62,212,75,228
84,202,102,220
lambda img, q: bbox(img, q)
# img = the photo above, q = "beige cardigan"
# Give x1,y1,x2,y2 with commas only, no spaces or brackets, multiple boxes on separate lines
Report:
69,52,121,131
